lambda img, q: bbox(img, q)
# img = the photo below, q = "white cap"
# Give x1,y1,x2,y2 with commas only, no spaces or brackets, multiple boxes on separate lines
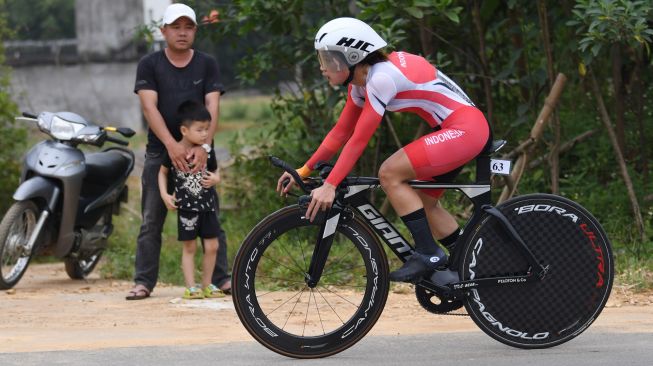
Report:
162,3,197,25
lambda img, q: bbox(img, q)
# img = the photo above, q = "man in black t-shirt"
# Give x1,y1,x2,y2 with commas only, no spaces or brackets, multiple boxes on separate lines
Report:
127,3,230,300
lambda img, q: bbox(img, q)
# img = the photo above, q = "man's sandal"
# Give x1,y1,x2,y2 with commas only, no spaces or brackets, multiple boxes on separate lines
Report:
126,284,151,300
219,280,231,295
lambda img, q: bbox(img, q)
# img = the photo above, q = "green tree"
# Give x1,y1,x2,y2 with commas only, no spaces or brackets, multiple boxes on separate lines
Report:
3,0,76,40
190,1,653,273
568,0,652,253
0,0,26,214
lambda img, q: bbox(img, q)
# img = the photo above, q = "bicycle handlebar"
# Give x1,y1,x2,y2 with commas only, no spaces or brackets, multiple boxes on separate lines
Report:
269,156,312,193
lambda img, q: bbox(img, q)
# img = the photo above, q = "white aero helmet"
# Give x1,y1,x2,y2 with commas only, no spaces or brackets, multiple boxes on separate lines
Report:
314,17,387,73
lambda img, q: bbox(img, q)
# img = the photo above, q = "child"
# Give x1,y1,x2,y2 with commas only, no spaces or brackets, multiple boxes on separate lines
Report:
158,100,224,299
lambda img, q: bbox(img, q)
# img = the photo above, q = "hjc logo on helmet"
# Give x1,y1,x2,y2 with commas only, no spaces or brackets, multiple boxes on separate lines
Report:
336,37,375,52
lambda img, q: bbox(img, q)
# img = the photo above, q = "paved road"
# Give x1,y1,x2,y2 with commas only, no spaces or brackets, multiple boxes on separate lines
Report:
1,330,651,366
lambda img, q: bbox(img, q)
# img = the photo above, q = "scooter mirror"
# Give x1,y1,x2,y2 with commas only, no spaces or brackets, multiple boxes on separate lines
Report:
117,127,136,138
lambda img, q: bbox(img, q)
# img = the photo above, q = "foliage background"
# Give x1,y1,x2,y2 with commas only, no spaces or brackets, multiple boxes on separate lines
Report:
1,0,651,288
195,0,653,287
0,0,26,214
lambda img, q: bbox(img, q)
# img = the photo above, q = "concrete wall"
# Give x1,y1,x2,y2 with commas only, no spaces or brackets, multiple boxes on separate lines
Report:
9,62,143,131
76,0,144,60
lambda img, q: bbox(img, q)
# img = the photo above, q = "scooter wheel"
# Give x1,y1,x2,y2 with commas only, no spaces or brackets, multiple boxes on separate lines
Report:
65,248,104,279
0,200,39,289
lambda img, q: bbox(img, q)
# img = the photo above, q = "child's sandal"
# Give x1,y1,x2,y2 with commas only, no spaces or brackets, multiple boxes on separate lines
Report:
183,286,204,299
203,284,225,298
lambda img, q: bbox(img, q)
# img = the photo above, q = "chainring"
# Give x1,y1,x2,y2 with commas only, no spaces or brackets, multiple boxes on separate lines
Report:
415,285,465,315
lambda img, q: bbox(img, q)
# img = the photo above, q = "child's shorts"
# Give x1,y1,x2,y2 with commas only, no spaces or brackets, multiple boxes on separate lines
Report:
177,210,219,241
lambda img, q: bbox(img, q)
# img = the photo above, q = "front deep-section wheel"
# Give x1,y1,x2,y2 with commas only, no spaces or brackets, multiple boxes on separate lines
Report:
232,205,389,358
460,194,613,349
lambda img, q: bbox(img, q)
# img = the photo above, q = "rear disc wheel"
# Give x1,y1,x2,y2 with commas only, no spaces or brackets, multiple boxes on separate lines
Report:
460,194,613,348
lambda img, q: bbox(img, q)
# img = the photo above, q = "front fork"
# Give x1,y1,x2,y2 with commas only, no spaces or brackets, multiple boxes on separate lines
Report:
23,210,50,256
301,196,344,288
23,189,59,256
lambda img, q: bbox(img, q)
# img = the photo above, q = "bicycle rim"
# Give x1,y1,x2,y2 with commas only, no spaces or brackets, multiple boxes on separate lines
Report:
460,194,613,348
232,205,389,358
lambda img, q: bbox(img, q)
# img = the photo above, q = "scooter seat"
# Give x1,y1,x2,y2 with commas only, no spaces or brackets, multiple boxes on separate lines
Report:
85,150,132,183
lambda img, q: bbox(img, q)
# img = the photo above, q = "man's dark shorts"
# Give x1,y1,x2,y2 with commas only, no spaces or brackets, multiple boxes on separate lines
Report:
177,210,219,241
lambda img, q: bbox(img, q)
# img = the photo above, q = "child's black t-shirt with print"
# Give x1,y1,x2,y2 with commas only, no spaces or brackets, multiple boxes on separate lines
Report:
162,149,218,212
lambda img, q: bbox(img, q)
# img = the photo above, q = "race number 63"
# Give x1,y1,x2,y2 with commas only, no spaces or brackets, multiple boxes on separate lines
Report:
490,159,511,175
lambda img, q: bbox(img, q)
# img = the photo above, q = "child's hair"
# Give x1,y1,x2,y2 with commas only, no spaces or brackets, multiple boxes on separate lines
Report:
177,100,211,127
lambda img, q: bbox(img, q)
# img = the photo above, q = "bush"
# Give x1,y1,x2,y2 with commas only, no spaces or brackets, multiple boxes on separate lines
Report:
0,6,26,215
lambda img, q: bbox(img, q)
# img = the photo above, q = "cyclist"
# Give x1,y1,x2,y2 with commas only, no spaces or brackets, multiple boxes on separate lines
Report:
276,17,490,282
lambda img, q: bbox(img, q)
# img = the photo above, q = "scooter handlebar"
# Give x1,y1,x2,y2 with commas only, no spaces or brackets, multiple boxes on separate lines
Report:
105,136,129,146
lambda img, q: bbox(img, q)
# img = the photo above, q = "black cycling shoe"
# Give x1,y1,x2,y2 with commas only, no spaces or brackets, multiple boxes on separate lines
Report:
389,252,448,283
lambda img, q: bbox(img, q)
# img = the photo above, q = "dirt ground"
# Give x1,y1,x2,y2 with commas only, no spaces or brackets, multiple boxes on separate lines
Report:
0,263,652,353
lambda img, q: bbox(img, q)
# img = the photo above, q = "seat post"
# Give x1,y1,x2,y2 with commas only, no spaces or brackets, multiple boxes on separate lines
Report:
475,154,491,184
475,139,506,184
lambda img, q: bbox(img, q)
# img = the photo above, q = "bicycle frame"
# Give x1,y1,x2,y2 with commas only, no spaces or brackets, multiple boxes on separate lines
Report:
294,144,550,294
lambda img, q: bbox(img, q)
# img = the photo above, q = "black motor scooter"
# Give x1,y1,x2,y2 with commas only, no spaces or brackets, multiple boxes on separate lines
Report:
0,111,135,289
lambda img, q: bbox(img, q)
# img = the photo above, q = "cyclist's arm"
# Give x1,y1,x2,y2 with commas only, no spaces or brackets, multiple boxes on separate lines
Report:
322,73,395,186
323,100,383,186
301,87,363,175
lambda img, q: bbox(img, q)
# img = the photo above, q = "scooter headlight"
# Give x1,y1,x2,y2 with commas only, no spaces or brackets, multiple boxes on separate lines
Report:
37,115,48,130
50,116,85,140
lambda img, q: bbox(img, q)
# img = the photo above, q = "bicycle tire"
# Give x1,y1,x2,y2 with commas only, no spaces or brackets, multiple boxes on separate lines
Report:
232,205,389,358
459,193,613,349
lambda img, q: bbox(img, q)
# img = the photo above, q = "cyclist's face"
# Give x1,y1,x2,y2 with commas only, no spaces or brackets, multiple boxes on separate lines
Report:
317,51,350,86
321,66,349,86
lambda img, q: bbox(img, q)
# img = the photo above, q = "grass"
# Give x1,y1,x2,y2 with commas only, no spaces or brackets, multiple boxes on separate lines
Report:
215,95,274,149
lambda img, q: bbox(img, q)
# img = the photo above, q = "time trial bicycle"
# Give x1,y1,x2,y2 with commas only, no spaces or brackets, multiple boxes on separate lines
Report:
231,139,613,359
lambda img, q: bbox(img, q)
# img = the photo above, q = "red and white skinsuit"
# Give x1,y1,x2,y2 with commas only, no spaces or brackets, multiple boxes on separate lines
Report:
303,51,490,198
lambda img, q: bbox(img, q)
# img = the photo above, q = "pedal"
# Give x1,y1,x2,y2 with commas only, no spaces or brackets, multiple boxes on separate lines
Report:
429,268,459,287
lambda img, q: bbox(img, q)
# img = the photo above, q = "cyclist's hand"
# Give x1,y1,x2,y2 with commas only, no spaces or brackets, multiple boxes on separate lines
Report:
306,183,336,222
276,171,296,195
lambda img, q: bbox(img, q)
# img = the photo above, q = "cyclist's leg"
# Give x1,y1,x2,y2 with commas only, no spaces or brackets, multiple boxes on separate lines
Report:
378,150,419,215
384,107,488,282
408,106,489,251
418,191,459,239
379,151,448,282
